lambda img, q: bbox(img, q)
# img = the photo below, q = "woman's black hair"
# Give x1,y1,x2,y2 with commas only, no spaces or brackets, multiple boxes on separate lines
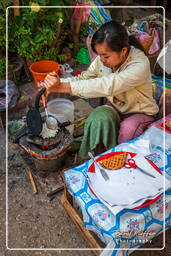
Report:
91,20,146,54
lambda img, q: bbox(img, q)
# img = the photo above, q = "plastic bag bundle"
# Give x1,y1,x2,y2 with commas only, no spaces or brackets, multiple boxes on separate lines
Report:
0,80,20,111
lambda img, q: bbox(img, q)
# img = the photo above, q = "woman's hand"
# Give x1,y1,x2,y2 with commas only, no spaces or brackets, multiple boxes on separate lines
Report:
43,71,72,99
44,72,60,95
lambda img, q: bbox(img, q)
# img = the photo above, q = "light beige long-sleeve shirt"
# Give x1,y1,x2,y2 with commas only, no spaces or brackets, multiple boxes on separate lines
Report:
61,46,159,115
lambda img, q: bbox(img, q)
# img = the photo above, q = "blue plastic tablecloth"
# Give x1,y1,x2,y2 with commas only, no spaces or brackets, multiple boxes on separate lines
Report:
64,118,171,256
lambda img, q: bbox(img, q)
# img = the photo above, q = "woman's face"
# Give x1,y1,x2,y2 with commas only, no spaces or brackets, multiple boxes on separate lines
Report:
95,42,128,69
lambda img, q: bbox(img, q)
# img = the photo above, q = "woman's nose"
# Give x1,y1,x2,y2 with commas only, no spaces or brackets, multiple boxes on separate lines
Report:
100,56,106,64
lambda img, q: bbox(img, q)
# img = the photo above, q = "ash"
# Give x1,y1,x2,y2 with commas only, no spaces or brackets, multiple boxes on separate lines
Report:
40,122,58,139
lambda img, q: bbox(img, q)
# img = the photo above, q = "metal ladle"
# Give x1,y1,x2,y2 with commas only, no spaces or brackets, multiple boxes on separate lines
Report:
41,94,58,130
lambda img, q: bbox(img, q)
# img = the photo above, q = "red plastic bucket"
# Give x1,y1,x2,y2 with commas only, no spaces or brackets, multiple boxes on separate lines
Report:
29,60,60,90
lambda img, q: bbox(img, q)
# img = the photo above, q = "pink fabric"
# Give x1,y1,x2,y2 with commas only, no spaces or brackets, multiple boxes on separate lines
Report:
72,2,90,24
118,113,155,144
133,30,152,43
86,35,97,63
148,28,160,55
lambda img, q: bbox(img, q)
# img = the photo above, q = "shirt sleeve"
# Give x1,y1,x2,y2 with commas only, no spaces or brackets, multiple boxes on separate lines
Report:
70,61,151,98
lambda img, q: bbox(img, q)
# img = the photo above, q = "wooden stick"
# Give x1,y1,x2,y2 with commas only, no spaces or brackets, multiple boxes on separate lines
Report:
27,170,38,194
47,185,64,197
75,121,85,129
59,168,69,183
41,94,46,108
0,113,4,129
14,0,20,16
72,115,87,125
73,153,78,165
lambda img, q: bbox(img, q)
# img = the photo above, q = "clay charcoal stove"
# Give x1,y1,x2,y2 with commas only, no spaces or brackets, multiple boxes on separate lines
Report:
13,88,74,172
18,127,73,172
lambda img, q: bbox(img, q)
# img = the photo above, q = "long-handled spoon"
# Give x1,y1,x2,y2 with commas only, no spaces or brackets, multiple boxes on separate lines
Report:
41,94,58,130
88,152,109,181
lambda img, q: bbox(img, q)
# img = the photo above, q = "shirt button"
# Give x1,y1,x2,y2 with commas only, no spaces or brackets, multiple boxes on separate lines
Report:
100,70,102,72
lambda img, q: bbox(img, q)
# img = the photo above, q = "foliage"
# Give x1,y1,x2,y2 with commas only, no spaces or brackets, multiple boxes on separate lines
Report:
1,0,91,82
0,0,14,56
87,16,100,33
9,8,59,61
79,21,89,43
0,16,6,53
2,0,90,64
0,0,13,14
8,120,24,135
7,1,82,62
0,57,6,78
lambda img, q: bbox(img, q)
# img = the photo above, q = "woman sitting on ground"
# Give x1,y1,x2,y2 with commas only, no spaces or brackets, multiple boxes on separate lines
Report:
44,21,158,159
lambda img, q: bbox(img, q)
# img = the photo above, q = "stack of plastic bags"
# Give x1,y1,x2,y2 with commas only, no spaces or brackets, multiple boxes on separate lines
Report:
88,153,171,215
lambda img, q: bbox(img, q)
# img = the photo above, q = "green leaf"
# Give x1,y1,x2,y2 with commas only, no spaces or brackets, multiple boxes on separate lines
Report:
43,27,51,33
48,0,64,6
34,0,46,5
0,57,6,78
33,34,45,43
68,43,74,49
56,11,63,18
21,40,29,48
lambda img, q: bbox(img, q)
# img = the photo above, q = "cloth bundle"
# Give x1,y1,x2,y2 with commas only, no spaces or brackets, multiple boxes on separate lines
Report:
128,13,162,56
0,80,20,111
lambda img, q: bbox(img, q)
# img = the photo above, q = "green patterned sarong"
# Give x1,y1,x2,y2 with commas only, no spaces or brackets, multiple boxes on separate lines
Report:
79,105,120,159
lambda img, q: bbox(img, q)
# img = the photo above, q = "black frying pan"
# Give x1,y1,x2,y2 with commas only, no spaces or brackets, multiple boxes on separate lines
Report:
13,87,46,143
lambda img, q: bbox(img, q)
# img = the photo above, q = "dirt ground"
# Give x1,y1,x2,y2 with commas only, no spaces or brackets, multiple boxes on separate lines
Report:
1,5,171,256
0,98,96,256
1,97,171,256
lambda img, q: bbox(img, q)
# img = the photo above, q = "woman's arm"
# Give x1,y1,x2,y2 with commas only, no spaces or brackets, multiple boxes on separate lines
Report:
44,60,150,99
69,62,151,98
44,73,71,97
43,57,99,98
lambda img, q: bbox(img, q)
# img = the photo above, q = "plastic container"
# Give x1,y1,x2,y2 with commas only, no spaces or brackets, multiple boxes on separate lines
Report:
47,98,74,134
29,60,60,90
60,63,73,78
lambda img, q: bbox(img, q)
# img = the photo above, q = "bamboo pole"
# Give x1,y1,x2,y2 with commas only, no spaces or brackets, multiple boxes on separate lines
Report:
14,0,20,16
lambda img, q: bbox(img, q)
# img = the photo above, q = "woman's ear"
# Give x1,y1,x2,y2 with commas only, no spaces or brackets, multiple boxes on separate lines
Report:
121,47,128,57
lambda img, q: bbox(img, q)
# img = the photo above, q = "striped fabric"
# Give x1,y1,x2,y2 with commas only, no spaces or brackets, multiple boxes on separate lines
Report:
88,1,112,34
72,1,112,34
152,74,171,104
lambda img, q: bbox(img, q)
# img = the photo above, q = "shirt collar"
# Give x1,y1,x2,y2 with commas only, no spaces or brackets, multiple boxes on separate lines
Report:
115,46,134,72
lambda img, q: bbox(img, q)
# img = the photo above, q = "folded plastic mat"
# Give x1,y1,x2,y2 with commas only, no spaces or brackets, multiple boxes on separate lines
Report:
0,80,20,111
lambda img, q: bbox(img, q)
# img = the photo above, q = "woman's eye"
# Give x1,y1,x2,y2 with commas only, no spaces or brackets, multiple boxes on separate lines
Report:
105,56,109,59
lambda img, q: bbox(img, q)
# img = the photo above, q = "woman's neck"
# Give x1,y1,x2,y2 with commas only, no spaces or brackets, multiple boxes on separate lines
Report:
113,47,130,72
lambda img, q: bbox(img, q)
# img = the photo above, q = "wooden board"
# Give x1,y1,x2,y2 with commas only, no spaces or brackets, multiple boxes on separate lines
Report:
60,188,103,256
